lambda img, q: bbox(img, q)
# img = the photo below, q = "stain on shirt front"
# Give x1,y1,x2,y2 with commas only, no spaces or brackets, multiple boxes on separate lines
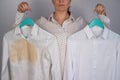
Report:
10,39,37,65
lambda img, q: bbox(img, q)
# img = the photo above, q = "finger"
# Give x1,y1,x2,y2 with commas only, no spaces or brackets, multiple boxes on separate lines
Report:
17,2,30,13
94,8,98,13
27,5,31,11
21,2,27,5
97,7,104,14
17,6,24,13
18,3,23,9
20,7,24,13
25,2,31,11
95,6,101,12
22,4,26,10
23,2,30,11
100,9,106,15
21,4,28,12
24,4,30,11
19,2,26,8
96,9,101,14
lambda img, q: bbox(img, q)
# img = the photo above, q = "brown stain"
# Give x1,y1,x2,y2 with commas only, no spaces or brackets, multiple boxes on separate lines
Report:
10,39,37,65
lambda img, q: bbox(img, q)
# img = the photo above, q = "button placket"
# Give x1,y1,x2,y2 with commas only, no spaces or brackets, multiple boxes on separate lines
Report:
92,40,97,80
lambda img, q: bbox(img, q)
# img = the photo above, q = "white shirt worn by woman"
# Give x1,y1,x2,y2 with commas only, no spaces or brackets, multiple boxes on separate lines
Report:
36,13,87,76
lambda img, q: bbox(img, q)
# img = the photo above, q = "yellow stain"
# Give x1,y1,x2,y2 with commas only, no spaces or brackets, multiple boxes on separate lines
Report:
10,39,37,65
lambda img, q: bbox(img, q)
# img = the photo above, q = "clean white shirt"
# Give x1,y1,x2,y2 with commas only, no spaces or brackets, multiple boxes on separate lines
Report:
1,24,60,80
36,14,87,78
64,25,120,80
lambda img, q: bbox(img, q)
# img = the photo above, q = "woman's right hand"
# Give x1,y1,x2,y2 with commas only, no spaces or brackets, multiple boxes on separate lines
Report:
94,3,107,16
17,2,31,13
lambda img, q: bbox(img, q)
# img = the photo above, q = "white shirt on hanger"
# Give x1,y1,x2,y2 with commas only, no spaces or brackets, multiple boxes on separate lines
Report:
64,25,120,80
1,24,60,80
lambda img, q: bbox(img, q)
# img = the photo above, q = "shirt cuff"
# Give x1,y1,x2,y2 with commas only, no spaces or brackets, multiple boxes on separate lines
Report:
14,11,25,27
98,15,110,25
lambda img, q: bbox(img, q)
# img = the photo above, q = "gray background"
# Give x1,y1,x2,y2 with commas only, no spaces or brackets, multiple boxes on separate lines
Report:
0,0,120,79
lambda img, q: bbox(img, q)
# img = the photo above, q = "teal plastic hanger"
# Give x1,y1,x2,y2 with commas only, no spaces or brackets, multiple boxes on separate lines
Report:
89,18,104,29
19,18,34,28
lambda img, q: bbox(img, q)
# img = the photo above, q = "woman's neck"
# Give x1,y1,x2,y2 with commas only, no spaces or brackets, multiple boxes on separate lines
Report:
53,11,70,25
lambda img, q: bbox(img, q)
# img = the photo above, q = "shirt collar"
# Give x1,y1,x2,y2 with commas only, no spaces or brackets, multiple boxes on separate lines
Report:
84,25,109,39
14,24,39,37
48,12,75,23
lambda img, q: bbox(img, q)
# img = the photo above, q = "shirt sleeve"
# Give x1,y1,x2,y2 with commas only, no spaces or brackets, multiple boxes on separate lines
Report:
76,16,87,28
41,45,52,80
1,36,10,80
35,17,48,27
13,11,24,27
69,16,87,35
116,41,120,80
98,15,111,26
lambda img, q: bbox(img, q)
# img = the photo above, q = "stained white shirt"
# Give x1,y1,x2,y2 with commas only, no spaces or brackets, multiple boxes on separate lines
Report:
1,24,60,80
64,25,120,80
36,14,87,78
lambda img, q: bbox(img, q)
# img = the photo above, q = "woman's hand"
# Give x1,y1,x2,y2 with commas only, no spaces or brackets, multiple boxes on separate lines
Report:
94,3,107,16
17,2,31,13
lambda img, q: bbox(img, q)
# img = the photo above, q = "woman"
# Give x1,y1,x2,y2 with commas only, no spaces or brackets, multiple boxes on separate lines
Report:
16,1,108,80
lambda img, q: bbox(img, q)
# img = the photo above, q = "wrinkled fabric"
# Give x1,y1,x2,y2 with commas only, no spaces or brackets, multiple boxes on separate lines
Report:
36,15,87,80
